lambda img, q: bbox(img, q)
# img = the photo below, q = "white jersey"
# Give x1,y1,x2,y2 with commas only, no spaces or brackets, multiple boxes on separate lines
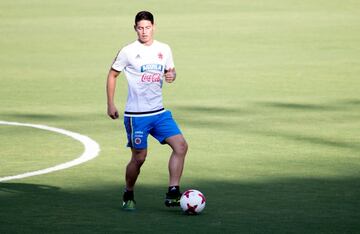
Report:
112,40,174,116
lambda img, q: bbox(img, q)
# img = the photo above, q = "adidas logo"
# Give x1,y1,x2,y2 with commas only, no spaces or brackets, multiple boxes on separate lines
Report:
135,54,141,59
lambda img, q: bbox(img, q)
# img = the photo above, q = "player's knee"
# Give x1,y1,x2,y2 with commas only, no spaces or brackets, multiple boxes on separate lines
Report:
175,140,188,156
132,156,146,167
131,149,147,166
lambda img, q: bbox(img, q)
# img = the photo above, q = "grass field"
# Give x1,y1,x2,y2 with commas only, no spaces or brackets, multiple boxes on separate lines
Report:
1,0,360,233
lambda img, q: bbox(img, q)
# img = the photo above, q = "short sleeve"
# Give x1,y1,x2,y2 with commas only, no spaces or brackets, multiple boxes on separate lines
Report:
111,49,128,72
165,45,175,70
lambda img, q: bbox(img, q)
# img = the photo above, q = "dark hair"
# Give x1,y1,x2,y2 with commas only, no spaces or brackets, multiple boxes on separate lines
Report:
135,11,154,25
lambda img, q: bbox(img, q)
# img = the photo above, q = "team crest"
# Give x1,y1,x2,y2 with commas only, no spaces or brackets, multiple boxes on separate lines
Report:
134,137,142,145
158,52,163,60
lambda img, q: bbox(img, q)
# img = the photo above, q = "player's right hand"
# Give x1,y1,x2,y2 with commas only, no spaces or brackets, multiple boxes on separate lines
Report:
107,105,119,119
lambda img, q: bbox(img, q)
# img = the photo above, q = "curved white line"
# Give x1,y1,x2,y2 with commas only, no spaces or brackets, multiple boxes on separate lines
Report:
0,121,100,182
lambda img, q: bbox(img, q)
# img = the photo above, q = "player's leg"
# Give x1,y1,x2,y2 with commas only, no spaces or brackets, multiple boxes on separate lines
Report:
126,148,147,191
150,110,187,207
166,134,188,187
164,134,188,207
122,148,147,211
122,116,150,210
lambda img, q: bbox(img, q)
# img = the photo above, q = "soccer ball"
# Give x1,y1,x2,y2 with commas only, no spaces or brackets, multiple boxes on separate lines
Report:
180,189,206,214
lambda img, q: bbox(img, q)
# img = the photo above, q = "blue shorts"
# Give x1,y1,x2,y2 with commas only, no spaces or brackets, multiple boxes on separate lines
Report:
124,110,182,149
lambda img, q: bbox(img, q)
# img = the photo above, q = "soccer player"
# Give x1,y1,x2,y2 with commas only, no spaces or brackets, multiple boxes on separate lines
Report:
106,11,188,211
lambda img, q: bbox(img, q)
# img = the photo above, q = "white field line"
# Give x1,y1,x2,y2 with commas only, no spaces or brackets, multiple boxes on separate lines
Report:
0,121,100,182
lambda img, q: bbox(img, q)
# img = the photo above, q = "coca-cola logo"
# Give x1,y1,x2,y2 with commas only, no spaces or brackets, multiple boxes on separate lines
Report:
141,73,161,83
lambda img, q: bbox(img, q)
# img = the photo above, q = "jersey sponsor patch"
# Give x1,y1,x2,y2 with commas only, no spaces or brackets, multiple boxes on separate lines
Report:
141,64,163,72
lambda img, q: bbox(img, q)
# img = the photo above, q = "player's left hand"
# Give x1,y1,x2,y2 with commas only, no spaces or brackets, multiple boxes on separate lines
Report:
165,68,176,83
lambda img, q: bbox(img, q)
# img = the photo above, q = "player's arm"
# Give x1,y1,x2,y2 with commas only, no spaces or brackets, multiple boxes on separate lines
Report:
106,68,121,119
164,68,176,83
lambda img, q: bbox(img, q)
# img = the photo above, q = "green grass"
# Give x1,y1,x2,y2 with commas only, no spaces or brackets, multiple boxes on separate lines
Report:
1,0,360,233
0,125,83,177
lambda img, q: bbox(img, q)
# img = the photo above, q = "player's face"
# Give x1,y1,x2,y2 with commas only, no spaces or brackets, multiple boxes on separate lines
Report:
135,20,154,45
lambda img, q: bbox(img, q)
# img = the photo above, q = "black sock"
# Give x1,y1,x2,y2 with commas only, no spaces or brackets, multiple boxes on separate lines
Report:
168,186,180,194
123,189,134,201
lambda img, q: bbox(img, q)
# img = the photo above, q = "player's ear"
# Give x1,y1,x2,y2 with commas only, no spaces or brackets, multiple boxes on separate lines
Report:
133,24,137,31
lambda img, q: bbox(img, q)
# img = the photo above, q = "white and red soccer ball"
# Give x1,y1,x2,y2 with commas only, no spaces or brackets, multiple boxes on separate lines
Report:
180,189,206,214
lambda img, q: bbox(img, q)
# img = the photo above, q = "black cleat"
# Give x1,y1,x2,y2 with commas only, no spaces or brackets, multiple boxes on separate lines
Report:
165,192,181,207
